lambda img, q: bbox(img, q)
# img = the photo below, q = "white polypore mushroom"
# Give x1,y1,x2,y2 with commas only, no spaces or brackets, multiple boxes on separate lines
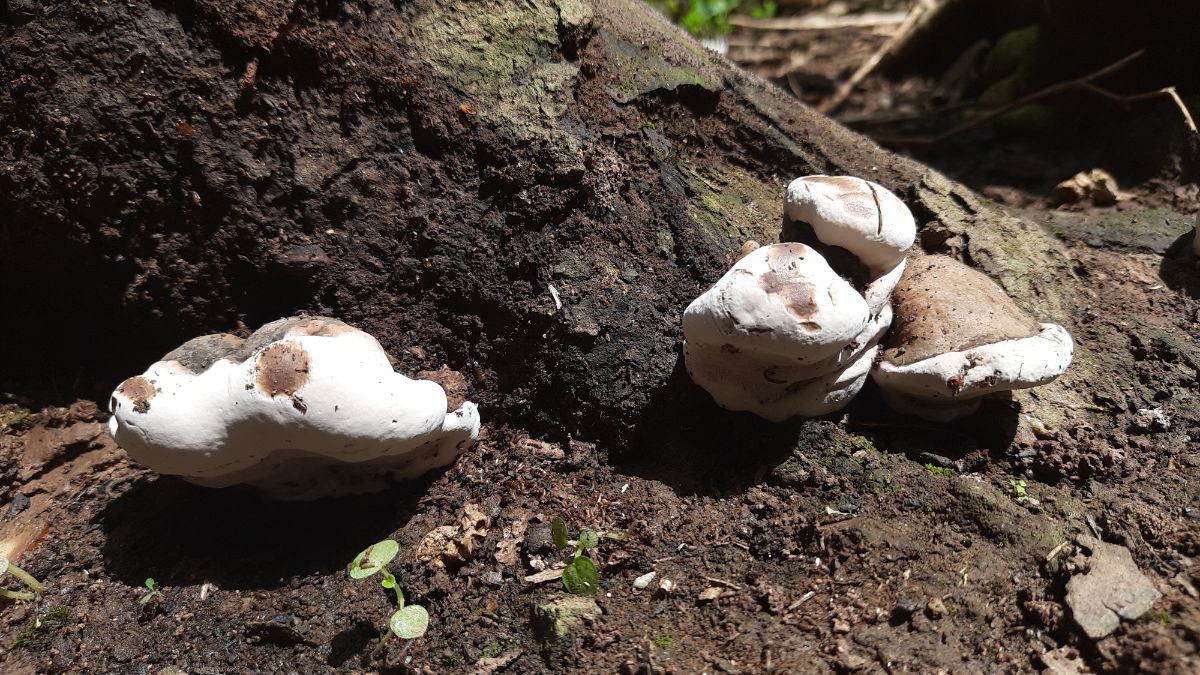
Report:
871,256,1074,421
784,175,916,277
784,175,915,333
107,317,480,499
682,243,879,421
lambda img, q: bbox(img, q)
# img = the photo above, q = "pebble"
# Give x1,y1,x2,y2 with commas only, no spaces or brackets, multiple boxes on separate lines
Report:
893,597,920,621
926,597,947,619
632,571,656,590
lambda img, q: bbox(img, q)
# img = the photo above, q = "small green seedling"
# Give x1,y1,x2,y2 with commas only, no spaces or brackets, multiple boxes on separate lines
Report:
1009,478,1028,498
348,539,428,658
138,578,162,605
551,517,626,596
0,554,44,602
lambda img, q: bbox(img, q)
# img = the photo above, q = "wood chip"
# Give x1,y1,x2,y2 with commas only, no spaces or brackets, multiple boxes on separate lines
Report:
524,565,565,584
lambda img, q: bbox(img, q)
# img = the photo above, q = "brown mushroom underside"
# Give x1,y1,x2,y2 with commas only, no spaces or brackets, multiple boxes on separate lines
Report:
883,256,1041,367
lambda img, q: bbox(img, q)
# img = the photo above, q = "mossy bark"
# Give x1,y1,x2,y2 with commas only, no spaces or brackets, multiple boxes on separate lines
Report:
0,0,1092,445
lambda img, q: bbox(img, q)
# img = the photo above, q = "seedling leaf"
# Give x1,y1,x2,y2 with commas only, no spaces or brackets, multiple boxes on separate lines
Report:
551,517,570,549
562,555,599,596
389,605,429,639
144,578,158,590
380,577,395,589
350,539,400,579
578,529,599,550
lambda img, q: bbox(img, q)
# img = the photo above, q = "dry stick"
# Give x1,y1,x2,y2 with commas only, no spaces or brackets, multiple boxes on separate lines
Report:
818,0,937,115
871,49,1199,146
729,11,908,32
1076,82,1198,134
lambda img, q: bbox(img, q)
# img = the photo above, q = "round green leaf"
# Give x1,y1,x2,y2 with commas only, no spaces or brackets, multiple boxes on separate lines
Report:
349,539,400,579
380,576,395,589
562,555,599,596
551,517,570,550
578,528,599,550
390,605,429,639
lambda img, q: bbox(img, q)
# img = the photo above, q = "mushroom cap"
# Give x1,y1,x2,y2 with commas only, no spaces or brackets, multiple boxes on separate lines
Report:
683,243,870,366
872,257,1073,419
784,175,916,273
881,256,1043,366
108,317,480,499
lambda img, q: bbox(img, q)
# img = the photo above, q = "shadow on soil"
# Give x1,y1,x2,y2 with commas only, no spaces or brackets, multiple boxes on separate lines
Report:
620,357,1021,495
97,475,432,590
1160,232,1200,299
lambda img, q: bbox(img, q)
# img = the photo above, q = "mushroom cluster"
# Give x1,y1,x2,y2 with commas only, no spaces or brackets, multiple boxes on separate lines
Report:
108,317,480,499
683,175,1073,422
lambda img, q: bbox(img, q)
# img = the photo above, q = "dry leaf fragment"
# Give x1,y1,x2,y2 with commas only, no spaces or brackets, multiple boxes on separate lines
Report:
1052,169,1128,206
494,509,531,567
414,503,491,568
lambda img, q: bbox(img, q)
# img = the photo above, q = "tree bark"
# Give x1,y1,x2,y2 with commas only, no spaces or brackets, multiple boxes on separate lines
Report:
0,0,1090,447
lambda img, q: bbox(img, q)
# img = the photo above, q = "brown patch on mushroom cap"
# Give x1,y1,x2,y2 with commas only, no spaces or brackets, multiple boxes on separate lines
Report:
161,333,246,373
883,256,1041,366
256,342,311,397
417,366,469,412
760,243,819,321
160,316,359,374
117,376,156,413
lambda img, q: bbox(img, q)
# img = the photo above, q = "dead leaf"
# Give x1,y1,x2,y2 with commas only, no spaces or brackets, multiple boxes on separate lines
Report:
698,586,727,602
414,503,491,568
1052,169,1127,207
515,435,565,460
494,509,531,567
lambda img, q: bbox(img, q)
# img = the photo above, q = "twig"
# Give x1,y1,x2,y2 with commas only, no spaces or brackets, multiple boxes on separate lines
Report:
871,49,1198,146
729,11,908,31
700,575,741,590
818,0,937,114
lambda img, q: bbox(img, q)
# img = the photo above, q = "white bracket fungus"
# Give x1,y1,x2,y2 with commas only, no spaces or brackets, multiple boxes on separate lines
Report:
871,256,1074,421
684,175,1073,423
682,243,884,420
683,176,916,420
108,317,480,499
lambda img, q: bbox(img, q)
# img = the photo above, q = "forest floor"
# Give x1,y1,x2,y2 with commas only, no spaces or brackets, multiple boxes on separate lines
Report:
1,6,1199,675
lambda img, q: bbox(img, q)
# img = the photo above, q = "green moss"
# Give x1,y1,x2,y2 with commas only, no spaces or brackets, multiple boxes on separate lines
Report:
12,606,71,650
679,161,781,251
604,38,718,104
414,0,583,152
924,464,953,476
0,408,30,428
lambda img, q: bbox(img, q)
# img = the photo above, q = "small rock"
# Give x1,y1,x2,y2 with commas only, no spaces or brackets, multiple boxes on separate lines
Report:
697,587,725,603
1066,535,1162,639
925,597,947,619
919,452,953,468
5,494,30,519
892,597,920,622
632,571,656,590
532,596,601,644
1132,407,1171,433
832,618,851,634
658,578,676,594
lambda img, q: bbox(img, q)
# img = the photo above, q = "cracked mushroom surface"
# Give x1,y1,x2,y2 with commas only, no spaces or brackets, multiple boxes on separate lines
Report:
108,316,480,499
872,256,1074,421
784,175,916,277
682,243,883,421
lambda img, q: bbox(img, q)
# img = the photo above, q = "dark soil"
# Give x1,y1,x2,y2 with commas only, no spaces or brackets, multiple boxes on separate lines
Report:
2,0,1199,673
